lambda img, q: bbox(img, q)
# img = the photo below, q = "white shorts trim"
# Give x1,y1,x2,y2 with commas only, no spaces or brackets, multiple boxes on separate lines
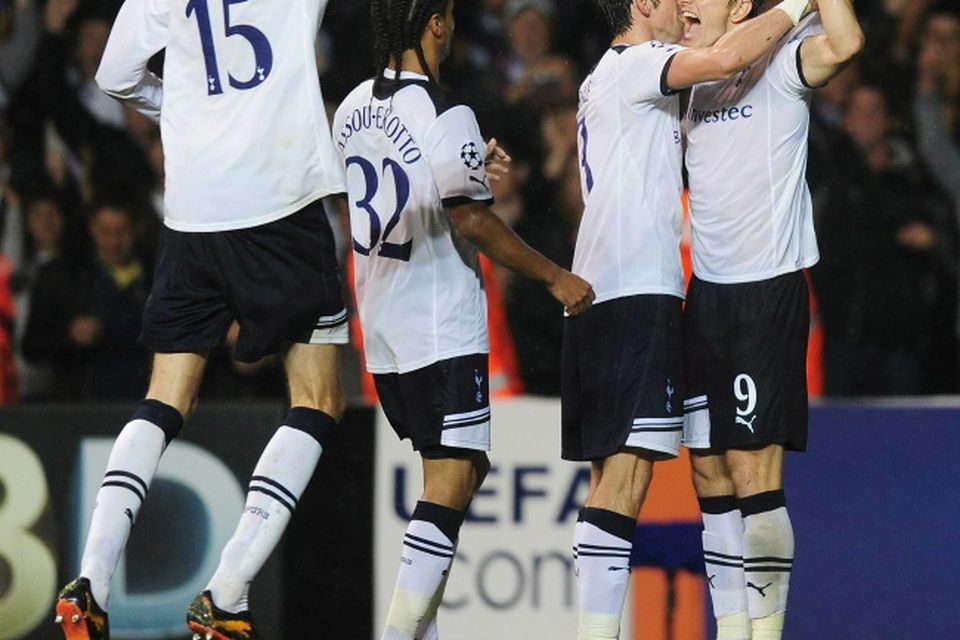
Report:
307,309,350,345
625,416,683,458
682,395,712,449
441,407,491,451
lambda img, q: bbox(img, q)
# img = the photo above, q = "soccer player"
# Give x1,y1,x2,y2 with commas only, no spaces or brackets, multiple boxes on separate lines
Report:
680,0,863,638
333,2,594,638
53,1,349,639
564,0,816,638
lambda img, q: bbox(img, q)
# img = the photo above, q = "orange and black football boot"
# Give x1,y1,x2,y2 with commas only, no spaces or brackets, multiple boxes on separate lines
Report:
54,577,110,640
186,591,262,640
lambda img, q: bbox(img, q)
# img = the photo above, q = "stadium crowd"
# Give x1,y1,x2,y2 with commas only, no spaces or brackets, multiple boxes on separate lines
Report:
0,0,957,402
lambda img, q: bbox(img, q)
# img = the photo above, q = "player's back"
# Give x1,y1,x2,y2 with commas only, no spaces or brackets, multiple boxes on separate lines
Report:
573,43,686,305
160,0,342,231
334,71,492,375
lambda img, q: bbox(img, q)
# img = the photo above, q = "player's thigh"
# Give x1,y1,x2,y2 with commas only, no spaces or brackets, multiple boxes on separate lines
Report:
145,351,209,417
283,342,345,418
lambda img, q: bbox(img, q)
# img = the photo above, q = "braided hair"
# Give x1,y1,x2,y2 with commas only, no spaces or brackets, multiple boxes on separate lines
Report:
371,0,451,94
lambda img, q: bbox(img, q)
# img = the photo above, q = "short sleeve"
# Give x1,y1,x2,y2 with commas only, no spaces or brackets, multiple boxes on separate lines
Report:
619,41,686,105
424,105,494,208
770,15,825,97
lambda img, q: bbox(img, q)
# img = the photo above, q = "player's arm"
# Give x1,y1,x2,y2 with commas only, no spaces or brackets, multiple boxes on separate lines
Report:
448,201,595,316
797,0,864,88
94,0,169,122
666,0,810,90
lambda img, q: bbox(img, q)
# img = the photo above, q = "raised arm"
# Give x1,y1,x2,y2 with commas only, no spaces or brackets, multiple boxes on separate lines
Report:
667,0,809,90
448,201,595,316
798,0,864,88
94,0,169,122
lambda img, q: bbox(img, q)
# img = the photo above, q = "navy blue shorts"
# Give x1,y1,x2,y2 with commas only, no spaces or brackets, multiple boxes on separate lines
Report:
141,199,347,362
375,354,491,459
561,295,684,461
682,271,809,452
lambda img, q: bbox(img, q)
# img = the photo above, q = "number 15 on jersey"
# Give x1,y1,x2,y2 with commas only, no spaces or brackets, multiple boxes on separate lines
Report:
186,0,274,95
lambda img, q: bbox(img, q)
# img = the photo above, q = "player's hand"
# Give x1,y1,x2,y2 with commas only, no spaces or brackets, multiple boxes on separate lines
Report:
548,270,595,316
69,315,103,347
897,221,936,251
0,178,20,212
484,138,511,181
43,0,78,34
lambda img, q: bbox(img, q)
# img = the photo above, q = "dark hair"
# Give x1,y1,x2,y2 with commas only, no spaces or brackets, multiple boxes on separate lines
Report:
596,0,634,38
744,0,765,20
371,0,451,93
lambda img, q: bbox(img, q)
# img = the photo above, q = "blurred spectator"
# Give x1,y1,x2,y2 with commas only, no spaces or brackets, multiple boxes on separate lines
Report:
0,251,15,403
913,7,960,212
23,201,150,399
912,6,960,391
499,107,581,394
0,0,41,109
808,63,860,203
813,85,956,395
465,0,509,70
15,1,154,209
3,191,66,399
502,0,554,87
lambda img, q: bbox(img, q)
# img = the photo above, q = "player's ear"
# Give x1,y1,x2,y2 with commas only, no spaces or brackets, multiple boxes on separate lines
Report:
729,0,752,23
637,0,654,19
427,12,445,39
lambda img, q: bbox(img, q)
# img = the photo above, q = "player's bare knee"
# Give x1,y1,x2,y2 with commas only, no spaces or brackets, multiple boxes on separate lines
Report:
691,452,733,496
319,388,347,422
289,384,346,421
728,460,781,496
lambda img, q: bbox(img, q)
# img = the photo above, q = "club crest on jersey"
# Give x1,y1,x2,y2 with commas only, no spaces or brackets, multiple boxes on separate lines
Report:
460,142,483,171
474,369,484,403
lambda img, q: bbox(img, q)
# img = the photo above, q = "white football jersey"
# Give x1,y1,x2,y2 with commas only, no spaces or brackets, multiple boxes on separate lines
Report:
96,0,345,232
572,42,687,305
333,70,494,374
685,16,823,284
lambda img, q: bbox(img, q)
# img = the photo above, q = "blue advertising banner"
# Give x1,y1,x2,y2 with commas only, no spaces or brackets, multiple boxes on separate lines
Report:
782,403,960,639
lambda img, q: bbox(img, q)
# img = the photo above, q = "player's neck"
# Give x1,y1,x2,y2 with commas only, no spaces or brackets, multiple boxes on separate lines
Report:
394,48,441,83
612,23,656,48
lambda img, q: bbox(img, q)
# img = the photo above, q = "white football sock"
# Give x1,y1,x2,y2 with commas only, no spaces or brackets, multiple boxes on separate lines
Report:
741,491,794,639
207,408,334,612
382,501,464,640
80,400,182,607
700,495,750,640
574,508,635,640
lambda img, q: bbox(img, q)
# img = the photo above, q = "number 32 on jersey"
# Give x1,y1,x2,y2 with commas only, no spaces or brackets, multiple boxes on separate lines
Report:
347,156,413,262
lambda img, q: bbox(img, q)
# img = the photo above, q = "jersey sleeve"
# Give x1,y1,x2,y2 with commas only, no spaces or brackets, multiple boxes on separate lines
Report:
619,41,685,104
94,0,169,122
770,15,825,98
424,105,494,208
